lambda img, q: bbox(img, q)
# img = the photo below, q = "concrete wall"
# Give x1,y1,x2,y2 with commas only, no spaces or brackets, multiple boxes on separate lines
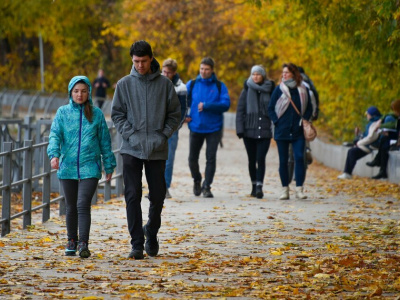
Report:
224,112,400,184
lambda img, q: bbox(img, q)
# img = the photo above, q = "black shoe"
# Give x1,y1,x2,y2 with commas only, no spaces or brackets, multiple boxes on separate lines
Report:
372,172,387,179
256,185,263,199
128,248,144,260
202,186,214,198
193,181,202,196
65,239,77,256
77,241,91,258
250,184,256,197
366,160,379,167
143,225,159,257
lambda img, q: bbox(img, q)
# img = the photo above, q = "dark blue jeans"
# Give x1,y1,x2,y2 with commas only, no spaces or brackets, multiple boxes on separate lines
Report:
276,138,306,187
122,154,165,250
243,137,271,185
188,130,222,187
60,178,99,243
165,130,179,189
344,147,368,175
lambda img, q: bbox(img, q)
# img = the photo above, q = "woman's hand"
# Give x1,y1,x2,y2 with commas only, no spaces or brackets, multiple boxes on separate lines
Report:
50,157,59,170
105,173,113,182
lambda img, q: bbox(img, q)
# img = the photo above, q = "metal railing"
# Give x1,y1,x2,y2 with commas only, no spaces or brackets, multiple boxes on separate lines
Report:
1,89,113,119
0,135,123,237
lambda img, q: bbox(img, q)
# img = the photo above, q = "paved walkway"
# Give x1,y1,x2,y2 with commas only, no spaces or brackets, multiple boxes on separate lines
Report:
1,127,400,299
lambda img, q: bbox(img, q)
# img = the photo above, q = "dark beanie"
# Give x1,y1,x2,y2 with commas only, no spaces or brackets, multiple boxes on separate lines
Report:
366,106,381,117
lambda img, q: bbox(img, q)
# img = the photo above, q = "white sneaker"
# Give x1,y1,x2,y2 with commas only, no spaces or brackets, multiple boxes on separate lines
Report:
279,186,289,200
295,186,307,199
165,189,172,199
337,173,352,179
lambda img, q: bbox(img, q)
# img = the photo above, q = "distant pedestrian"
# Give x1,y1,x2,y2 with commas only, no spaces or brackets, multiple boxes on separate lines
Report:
161,58,187,199
268,63,312,200
236,65,275,199
47,75,116,258
111,41,181,259
186,57,230,198
298,66,319,121
93,69,111,109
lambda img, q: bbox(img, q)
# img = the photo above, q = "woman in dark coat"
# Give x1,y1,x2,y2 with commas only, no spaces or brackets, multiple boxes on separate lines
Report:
268,63,312,200
236,65,275,198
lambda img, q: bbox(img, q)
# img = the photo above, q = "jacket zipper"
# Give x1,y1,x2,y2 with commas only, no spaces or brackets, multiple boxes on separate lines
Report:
77,106,83,180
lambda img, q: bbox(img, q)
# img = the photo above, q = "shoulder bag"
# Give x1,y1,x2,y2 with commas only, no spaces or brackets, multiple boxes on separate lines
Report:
289,98,317,141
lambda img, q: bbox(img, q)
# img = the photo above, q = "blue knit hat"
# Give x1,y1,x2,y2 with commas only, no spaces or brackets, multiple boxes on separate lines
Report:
366,106,381,117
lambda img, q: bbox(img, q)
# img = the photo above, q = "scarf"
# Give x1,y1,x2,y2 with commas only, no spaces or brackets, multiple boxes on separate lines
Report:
275,80,308,119
245,78,274,128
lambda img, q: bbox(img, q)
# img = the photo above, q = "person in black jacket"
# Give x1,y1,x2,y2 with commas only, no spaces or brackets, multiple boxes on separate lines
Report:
236,65,275,199
92,69,110,109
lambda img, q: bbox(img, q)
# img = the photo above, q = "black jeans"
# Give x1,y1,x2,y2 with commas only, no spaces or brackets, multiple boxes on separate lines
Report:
122,154,166,250
243,137,271,185
344,147,368,174
60,178,99,243
188,130,222,187
374,134,396,175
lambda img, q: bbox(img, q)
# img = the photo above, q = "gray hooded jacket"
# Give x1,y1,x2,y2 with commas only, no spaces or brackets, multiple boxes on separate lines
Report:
111,58,181,160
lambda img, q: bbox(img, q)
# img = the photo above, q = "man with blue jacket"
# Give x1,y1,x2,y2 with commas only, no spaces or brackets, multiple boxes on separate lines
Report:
186,57,230,198
111,41,181,259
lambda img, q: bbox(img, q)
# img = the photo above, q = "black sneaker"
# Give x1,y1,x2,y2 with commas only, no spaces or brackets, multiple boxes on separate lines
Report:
372,172,387,179
366,160,379,167
143,225,159,257
250,184,256,197
256,185,263,199
77,241,91,258
202,186,214,198
193,181,202,196
65,239,77,256
128,248,144,260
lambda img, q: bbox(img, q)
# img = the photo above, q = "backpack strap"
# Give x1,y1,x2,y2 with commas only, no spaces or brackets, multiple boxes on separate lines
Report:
187,79,196,107
187,78,222,106
216,80,222,95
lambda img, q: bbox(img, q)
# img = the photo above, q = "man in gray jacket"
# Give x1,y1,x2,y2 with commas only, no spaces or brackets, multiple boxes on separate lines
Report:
111,40,181,259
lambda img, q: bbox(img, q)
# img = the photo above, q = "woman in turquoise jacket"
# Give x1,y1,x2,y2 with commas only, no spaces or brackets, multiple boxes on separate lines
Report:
47,75,116,258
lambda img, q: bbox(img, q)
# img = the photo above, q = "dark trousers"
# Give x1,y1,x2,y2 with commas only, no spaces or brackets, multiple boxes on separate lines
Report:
276,138,306,187
122,154,166,250
188,130,222,187
243,137,271,184
373,135,396,175
344,147,368,174
60,178,99,243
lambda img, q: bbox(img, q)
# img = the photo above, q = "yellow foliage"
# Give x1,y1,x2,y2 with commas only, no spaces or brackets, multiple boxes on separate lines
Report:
1,0,400,141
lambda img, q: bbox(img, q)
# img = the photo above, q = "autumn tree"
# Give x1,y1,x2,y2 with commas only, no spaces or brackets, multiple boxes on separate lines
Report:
2,0,400,141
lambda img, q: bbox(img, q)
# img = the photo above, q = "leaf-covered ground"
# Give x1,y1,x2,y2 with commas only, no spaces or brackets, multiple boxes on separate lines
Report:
1,128,400,299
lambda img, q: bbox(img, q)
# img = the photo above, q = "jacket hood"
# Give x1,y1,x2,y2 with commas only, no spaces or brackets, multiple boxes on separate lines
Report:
68,76,93,106
130,57,161,80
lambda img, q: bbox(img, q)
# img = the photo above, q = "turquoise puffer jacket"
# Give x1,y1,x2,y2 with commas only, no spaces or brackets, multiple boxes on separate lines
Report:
47,76,116,179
